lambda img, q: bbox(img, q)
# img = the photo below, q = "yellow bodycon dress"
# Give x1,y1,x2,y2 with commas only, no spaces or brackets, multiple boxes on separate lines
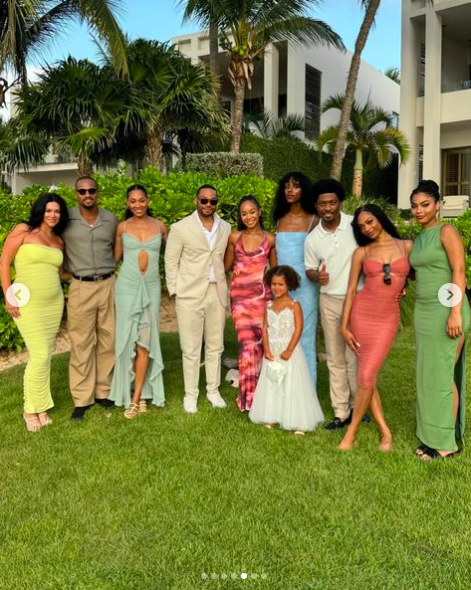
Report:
14,245,64,413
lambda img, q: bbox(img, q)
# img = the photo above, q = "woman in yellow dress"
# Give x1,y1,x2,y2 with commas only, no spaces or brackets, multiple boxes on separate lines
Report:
0,193,70,432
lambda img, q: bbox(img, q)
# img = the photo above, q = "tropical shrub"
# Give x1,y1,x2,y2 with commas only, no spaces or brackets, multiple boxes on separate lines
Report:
185,152,263,177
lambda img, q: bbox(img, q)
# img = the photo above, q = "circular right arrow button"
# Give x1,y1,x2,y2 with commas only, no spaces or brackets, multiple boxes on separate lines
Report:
438,283,462,308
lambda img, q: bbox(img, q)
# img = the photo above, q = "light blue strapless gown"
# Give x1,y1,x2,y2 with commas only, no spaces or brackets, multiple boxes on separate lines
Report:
276,232,319,386
110,233,165,407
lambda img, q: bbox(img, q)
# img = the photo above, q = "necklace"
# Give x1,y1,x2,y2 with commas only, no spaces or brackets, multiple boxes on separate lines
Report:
288,212,306,218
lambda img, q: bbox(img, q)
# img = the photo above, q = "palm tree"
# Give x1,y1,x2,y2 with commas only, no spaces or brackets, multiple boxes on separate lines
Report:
329,0,381,181
318,94,410,197
384,67,400,84
179,0,344,154
243,110,305,139
4,42,229,174
0,0,128,106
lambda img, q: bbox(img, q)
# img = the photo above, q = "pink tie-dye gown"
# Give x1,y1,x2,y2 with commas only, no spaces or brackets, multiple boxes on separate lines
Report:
230,233,271,411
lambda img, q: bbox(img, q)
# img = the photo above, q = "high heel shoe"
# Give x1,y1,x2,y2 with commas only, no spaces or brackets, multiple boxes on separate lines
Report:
23,413,42,433
38,412,52,426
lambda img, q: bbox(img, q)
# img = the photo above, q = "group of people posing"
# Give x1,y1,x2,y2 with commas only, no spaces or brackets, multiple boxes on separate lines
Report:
0,173,468,461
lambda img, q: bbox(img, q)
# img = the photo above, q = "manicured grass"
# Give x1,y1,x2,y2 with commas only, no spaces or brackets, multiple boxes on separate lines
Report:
0,325,470,590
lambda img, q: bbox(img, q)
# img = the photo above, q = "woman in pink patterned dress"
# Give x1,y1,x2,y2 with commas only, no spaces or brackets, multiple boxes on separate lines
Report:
225,196,277,411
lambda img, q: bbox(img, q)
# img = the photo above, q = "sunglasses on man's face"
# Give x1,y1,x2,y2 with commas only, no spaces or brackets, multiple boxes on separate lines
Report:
199,198,218,206
77,188,97,196
383,263,392,285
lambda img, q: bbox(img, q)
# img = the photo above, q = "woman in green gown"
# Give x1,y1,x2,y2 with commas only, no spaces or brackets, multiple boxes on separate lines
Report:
110,185,168,418
409,180,470,460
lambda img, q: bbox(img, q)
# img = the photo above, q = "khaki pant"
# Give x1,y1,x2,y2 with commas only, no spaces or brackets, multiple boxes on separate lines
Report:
175,284,226,400
67,276,115,407
320,293,357,421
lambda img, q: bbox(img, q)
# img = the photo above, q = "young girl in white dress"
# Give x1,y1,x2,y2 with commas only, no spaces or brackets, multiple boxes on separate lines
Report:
249,265,324,435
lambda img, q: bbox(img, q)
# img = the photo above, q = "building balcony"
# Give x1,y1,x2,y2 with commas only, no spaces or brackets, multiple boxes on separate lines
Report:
415,87,471,126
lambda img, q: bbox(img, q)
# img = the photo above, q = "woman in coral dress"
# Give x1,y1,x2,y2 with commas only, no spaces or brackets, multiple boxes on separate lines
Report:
339,204,412,451
225,196,276,411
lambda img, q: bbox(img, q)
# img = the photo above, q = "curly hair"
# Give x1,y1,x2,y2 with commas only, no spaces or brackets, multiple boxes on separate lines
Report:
352,204,401,247
264,265,301,291
237,195,264,231
272,172,315,223
312,178,346,204
26,193,69,235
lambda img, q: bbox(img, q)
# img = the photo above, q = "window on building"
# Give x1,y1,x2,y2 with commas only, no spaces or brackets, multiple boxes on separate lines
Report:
419,43,426,97
305,65,321,140
418,145,424,182
442,148,471,196
391,112,399,129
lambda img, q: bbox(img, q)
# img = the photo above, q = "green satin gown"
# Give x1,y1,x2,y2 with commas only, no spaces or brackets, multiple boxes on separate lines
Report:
410,225,470,451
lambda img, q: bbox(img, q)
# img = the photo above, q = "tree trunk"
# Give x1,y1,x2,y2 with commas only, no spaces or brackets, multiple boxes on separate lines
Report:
231,77,246,154
330,0,381,180
144,126,164,171
209,20,220,105
78,154,94,176
352,148,363,197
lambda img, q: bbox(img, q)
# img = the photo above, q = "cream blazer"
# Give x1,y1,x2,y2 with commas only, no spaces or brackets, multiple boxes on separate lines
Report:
165,212,231,306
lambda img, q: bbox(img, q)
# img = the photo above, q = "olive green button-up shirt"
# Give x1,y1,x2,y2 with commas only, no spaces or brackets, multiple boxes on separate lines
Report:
63,206,119,277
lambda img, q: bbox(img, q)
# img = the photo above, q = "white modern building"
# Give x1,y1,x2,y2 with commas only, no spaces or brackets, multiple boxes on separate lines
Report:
399,0,471,208
172,32,400,144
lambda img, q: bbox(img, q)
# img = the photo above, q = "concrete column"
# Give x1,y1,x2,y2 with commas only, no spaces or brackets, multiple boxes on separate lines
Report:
422,9,442,185
287,42,305,117
264,44,279,118
398,12,421,208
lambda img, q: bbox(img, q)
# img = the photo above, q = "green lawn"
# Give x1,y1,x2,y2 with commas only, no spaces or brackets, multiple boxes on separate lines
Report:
1,325,470,590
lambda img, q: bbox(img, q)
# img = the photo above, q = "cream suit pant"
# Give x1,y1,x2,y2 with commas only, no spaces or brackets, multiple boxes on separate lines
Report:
320,293,357,421
175,284,226,400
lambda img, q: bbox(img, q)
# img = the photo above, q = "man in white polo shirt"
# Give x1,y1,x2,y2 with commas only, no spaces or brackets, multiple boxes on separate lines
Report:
305,179,363,430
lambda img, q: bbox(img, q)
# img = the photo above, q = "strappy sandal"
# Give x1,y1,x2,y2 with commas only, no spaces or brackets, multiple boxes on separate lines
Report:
38,412,52,426
294,430,306,437
124,403,139,420
139,400,147,413
23,413,42,433
414,444,431,457
419,447,461,461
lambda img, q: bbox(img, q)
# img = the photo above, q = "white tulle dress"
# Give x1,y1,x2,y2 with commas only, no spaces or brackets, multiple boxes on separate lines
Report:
249,300,324,432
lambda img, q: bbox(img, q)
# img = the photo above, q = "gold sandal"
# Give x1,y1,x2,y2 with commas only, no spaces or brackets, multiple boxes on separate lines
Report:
139,400,147,413
38,412,52,426
23,413,42,433
124,403,139,420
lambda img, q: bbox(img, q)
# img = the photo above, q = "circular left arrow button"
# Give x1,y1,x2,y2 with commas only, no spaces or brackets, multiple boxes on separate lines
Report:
6,283,31,307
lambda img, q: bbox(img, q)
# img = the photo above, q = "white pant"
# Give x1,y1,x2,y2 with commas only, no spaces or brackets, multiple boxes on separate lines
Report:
175,285,226,400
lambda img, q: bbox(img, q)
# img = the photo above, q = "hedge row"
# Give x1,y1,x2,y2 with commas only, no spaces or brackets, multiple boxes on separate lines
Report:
0,168,469,352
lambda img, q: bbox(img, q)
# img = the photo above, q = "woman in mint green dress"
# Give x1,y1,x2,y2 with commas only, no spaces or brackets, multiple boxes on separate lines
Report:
409,180,470,460
110,185,168,418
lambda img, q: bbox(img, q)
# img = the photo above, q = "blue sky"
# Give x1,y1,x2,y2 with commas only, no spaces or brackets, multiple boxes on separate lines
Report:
37,0,401,73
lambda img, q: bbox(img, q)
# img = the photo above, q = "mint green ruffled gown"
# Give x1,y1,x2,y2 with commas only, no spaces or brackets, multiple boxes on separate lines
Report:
410,225,470,451
110,233,165,407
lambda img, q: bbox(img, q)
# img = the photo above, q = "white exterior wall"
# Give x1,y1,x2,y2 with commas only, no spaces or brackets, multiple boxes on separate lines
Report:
172,32,400,137
399,0,471,208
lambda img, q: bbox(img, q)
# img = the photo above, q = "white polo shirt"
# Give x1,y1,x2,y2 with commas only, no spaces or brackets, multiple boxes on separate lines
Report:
304,212,362,296
194,210,220,283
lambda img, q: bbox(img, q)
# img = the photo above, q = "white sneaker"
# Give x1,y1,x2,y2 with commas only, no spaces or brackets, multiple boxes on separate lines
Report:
183,396,198,413
207,392,227,408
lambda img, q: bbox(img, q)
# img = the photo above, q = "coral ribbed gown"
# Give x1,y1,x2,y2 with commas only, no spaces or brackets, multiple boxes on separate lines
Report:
349,255,409,388
230,234,271,411
14,244,64,413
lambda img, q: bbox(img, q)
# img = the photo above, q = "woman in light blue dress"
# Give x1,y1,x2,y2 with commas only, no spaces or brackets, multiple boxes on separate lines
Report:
110,184,168,418
273,172,319,385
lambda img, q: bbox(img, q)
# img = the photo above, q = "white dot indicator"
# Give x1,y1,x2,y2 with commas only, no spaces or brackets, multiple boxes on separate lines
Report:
211,573,218,579
251,573,258,579
241,573,247,579
221,573,227,579
231,573,237,579
201,573,207,579
6,283,30,308
261,573,267,579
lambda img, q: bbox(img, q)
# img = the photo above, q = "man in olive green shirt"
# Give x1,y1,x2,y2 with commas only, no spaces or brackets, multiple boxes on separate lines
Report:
62,176,118,421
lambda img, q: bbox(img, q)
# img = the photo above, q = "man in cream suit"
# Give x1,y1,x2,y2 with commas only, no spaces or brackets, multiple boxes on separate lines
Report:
165,185,231,413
